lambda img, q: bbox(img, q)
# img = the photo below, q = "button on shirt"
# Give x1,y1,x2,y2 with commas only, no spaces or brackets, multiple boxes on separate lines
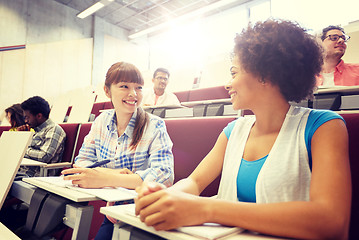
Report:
74,109,174,187
317,60,359,86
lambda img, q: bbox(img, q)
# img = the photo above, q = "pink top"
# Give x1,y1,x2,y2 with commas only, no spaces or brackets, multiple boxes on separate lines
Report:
317,60,359,86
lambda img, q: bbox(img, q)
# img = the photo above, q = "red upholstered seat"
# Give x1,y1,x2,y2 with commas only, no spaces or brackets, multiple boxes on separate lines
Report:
188,86,229,102
91,102,105,118
173,90,190,102
0,126,11,136
73,123,92,158
103,101,113,110
341,113,359,240
59,123,80,164
165,116,236,197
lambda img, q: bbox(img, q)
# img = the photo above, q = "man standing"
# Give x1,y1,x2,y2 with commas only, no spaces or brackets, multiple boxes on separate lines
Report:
142,68,181,106
18,96,66,177
318,25,359,86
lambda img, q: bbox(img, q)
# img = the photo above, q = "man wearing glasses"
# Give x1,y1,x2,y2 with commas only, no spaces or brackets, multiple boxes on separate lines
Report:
318,25,359,86
142,67,181,106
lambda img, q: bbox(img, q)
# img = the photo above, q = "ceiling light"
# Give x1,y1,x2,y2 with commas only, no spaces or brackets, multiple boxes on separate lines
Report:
77,2,105,19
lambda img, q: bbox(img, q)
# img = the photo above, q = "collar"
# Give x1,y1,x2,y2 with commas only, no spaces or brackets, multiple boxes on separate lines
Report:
107,109,137,139
335,59,345,74
34,118,52,132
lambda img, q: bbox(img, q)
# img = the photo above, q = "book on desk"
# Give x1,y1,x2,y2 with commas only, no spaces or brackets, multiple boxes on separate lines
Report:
26,176,137,202
103,204,245,240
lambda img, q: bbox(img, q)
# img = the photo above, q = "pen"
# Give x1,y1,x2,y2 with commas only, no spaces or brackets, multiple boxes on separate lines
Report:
63,159,111,176
87,159,111,168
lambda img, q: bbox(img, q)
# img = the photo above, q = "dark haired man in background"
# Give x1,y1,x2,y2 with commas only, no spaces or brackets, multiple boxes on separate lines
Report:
18,96,66,177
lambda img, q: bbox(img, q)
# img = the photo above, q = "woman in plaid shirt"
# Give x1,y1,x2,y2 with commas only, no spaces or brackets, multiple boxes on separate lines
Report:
62,62,174,239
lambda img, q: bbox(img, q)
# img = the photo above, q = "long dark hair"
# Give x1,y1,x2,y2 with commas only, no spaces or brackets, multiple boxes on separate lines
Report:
5,103,26,128
105,62,149,150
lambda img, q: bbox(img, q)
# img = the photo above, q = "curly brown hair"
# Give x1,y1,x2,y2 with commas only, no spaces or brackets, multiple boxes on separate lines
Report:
234,19,323,102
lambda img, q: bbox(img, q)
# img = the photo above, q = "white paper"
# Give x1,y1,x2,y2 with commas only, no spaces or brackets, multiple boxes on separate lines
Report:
32,176,136,202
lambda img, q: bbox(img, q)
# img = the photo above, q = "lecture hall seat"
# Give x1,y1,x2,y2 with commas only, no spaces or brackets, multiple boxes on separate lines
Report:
0,126,11,136
39,123,80,176
341,113,359,240
187,86,229,102
165,116,236,197
173,90,190,102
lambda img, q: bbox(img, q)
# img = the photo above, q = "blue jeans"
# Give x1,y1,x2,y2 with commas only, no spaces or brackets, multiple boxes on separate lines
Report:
95,200,134,240
94,216,114,240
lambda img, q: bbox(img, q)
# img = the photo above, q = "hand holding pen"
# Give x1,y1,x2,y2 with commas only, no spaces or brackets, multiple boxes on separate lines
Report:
62,159,110,176
62,159,112,188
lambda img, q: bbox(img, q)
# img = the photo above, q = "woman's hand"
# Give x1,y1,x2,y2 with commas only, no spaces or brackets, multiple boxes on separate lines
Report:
135,184,208,231
135,181,166,200
62,168,109,188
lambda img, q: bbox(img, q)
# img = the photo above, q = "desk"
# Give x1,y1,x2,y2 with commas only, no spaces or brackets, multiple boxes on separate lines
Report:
315,86,359,94
11,178,99,240
0,222,21,240
21,158,47,166
100,205,284,240
181,98,231,107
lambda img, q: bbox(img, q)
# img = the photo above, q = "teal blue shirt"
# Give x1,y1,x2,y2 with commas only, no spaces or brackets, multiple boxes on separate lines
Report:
223,109,343,202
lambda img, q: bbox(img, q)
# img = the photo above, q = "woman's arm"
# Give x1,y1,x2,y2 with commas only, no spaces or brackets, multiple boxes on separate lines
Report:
137,119,351,240
63,167,143,188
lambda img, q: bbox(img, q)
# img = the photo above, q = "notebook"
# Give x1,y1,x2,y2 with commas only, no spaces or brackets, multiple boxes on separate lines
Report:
31,176,137,202
124,204,245,239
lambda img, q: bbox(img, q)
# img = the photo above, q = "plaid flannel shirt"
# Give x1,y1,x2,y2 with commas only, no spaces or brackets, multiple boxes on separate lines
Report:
19,118,66,177
75,109,174,187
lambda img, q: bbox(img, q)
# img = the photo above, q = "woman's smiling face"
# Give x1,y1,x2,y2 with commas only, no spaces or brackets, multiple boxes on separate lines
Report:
105,81,143,115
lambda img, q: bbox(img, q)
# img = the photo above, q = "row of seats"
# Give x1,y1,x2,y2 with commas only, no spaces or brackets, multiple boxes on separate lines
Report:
2,112,359,240
173,85,229,102
91,86,233,119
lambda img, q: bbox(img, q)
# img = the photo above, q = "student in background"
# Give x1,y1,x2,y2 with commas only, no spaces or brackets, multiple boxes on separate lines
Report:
4,104,30,131
135,20,351,239
142,67,181,106
62,62,174,240
18,96,66,177
318,25,359,86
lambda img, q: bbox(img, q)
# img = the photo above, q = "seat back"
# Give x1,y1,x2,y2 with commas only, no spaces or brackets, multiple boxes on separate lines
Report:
73,123,92,160
165,117,236,197
188,86,229,102
91,102,105,118
103,101,113,110
173,90,190,102
0,126,11,136
58,123,80,164
341,113,359,240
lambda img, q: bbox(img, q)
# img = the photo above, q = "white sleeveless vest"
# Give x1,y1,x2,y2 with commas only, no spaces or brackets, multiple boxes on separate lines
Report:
217,106,312,203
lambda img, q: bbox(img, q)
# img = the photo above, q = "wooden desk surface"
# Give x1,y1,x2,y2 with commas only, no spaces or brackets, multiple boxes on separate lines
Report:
23,177,99,202
101,205,284,240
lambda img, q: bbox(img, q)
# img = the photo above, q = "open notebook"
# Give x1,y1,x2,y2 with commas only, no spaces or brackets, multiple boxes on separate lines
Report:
124,204,245,240
31,176,137,202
